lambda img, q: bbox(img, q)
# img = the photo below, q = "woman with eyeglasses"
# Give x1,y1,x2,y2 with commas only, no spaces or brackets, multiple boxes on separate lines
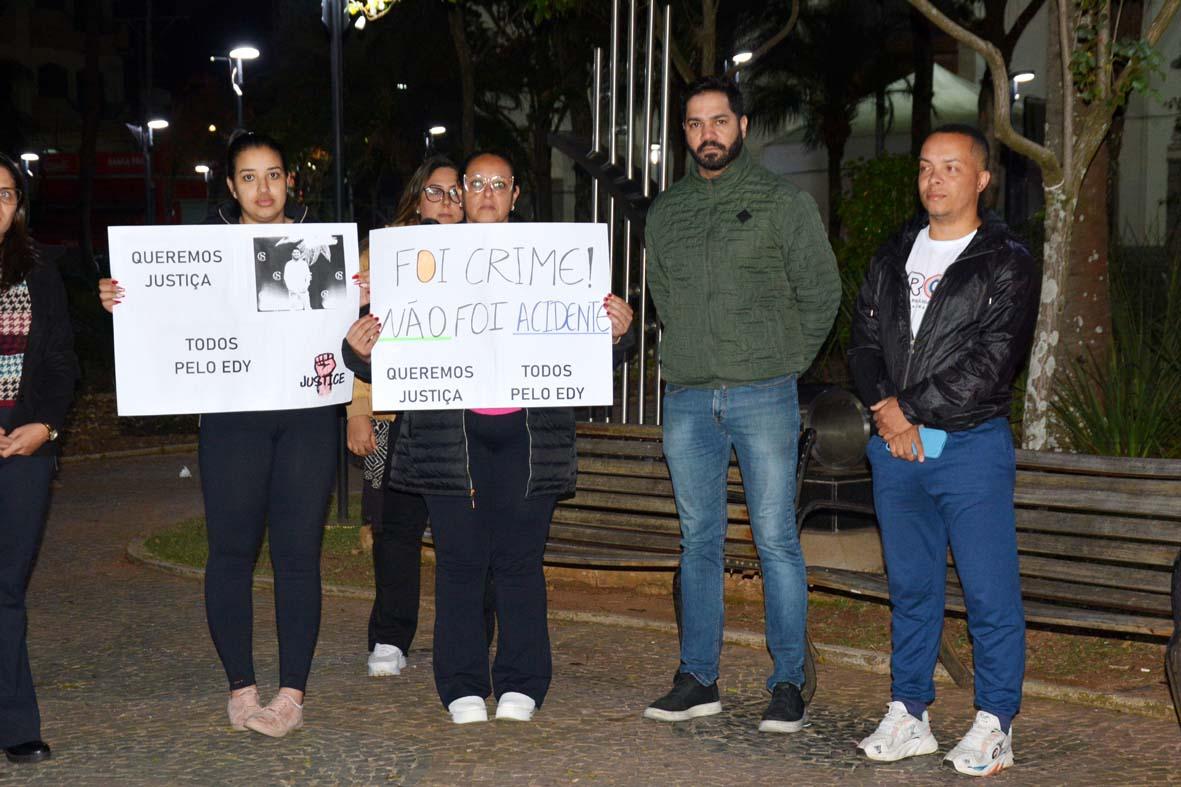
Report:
344,150,633,724
0,153,78,765
346,155,484,680
98,132,336,739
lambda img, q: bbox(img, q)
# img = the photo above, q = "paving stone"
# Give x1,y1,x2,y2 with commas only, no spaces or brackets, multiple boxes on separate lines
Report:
1,453,1178,784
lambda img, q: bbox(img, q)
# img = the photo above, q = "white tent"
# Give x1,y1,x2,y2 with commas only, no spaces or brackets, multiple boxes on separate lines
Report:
752,64,983,224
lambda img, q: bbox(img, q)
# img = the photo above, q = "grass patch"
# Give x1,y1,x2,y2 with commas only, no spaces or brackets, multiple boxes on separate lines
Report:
144,494,372,583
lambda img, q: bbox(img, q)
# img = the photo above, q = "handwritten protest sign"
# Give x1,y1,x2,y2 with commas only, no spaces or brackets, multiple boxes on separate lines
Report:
107,223,360,415
369,222,613,411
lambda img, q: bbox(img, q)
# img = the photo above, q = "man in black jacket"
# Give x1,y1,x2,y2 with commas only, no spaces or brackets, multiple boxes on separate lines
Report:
848,124,1038,777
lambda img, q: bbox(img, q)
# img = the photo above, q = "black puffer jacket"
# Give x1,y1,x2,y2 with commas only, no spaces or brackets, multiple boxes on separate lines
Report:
389,408,577,499
848,216,1038,432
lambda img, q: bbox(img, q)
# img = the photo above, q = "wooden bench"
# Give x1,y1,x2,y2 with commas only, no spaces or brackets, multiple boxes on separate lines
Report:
551,423,1181,727
805,453,1181,689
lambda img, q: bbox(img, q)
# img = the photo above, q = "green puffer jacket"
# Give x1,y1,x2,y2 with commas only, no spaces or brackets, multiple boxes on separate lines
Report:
645,146,840,387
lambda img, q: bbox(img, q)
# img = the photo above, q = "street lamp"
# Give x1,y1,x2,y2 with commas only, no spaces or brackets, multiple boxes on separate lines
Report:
729,50,753,84
195,163,212,208
211,45,260,130
425,125,446,153
127,117,168,224
1011,70,1036,102
19,152,39,177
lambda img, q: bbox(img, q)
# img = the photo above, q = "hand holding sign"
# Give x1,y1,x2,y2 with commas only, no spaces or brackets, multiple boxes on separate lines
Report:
107,223,360,415
369,222,614,411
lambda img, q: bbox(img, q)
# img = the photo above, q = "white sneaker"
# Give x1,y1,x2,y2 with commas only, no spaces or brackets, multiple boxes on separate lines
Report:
448,695,489,724
495,692,537,722
858,701,939,762
367,644,407,677
944,711,1014,777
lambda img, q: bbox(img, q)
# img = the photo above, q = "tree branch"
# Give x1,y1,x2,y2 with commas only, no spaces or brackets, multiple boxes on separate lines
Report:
652,12,694,84
906,0,1063,186
723,0,800,79
1109,0,1181,101
1057,0,1074,182
1097,1,1112,104
1002,0,1047,56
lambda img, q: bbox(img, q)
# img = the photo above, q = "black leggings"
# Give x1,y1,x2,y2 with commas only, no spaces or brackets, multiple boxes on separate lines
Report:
200,407,337,693
0,410,54,747
426,410,556,708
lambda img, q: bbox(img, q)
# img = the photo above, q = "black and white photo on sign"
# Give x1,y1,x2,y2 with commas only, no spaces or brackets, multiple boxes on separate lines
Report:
253,233,347,312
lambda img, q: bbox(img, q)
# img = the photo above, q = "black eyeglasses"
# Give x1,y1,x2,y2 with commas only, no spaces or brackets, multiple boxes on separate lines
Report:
0,187,22,206
423,185,462,204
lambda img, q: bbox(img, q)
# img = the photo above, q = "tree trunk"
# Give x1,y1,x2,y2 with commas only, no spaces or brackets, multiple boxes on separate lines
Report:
825,136,846,240
448,4,476,153
875,86,887,157
1022,187,1075,449
699,0,718,75
1061,140,1112,364
910,7,934,157
977,71,1005,211
1022,0,1070,451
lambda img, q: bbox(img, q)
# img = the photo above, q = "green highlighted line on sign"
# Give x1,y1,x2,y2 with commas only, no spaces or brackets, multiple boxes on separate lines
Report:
377,336,454,343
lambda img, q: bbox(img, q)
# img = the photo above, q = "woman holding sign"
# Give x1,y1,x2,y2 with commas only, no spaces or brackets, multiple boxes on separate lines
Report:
347,155,494,680
0,153,78,765
345,150,633,725
99,133,334,738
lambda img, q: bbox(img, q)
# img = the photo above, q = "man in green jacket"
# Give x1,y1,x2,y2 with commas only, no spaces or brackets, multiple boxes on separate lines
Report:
642,75,839,733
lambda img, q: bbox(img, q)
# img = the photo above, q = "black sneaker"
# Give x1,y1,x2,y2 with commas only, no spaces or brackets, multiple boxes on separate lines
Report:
758,682,806,733
643,671,722,722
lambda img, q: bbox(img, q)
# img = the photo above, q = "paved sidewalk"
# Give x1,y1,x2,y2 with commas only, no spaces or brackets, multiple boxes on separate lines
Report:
4,452,1179,785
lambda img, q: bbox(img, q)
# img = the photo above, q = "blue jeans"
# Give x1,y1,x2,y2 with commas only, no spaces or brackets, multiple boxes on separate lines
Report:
662,375,805,690
867,417,1025,718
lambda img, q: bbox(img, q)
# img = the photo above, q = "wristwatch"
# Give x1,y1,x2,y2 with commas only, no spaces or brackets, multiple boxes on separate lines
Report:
42,423,58,441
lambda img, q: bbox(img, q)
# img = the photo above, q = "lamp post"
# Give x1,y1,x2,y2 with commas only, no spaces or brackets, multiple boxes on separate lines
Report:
128,119,168,224
19,152,39,178
210,45,260,130
195,163,212,208
321,0,395,522
426,125,446,153
730,50,752,84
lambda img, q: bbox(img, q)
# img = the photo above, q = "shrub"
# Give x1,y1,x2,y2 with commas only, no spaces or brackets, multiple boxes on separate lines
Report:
1050,247,1181,457
809,154,917,382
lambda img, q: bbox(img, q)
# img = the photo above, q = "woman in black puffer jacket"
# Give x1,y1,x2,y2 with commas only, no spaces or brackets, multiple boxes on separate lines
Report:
344,150,632,725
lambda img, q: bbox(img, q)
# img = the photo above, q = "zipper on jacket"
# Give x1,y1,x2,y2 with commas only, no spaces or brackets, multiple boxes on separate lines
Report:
462,410,475,509
525,413,535,498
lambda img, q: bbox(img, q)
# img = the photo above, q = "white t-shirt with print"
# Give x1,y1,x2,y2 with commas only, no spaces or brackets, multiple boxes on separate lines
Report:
904,226,976,338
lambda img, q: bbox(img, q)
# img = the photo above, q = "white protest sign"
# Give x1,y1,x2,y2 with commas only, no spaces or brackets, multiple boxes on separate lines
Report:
369,222,613,411
108,223,360,415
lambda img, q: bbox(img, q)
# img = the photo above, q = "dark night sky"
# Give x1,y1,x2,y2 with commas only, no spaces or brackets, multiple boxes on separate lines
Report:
148,0,278,93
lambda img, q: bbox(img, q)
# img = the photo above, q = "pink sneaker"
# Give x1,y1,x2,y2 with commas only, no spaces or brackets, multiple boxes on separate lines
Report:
244,693,304,738
227,686,261,731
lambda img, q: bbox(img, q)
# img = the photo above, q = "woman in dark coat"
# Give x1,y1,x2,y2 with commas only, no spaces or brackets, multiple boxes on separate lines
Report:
0,152,78,764
345,150,633,724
